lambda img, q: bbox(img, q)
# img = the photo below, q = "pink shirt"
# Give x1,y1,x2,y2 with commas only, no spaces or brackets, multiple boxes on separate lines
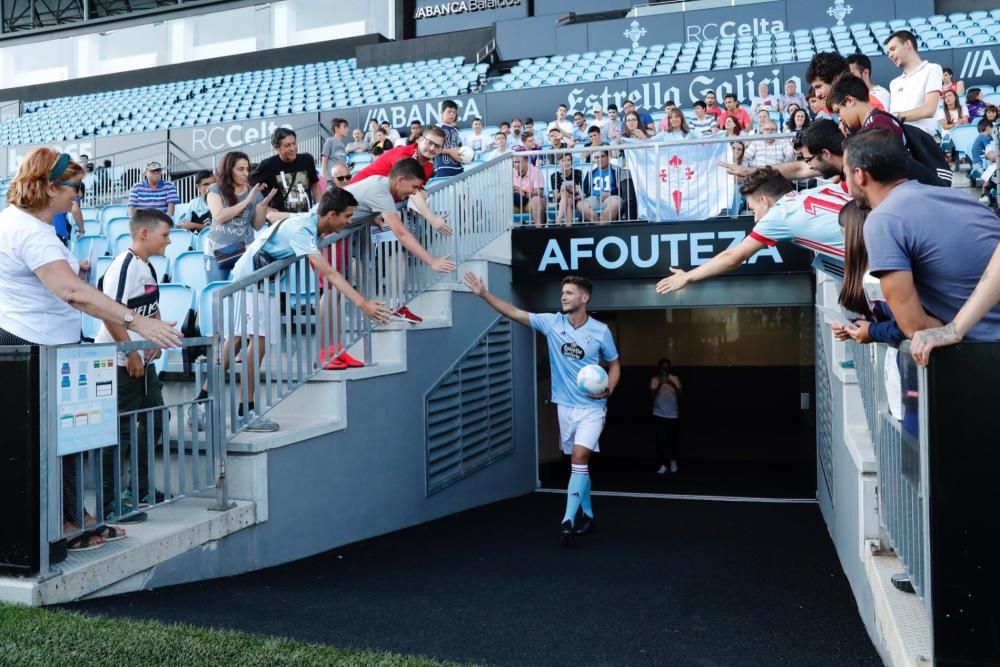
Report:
513,165,544,194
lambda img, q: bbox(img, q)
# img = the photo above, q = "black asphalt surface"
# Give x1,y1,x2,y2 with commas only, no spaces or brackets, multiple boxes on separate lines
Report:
64,493,880,666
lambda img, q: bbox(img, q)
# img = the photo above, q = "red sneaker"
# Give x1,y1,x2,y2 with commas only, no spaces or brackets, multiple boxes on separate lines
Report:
319,344,347,363
392,306,423,323
335,351,365,368
323,358,348,371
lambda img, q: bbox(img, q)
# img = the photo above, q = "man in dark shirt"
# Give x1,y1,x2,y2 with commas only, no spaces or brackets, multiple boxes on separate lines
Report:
250,127,320,214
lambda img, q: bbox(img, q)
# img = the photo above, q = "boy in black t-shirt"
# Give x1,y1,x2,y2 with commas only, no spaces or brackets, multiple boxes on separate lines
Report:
250,128,320,213
550,153,583,225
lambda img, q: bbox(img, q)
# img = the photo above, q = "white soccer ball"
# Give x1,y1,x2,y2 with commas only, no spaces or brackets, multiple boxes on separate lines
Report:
457,145,475,164
576,364,609,395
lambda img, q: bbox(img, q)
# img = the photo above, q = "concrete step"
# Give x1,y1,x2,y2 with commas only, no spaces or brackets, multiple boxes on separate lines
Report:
0,496,256,606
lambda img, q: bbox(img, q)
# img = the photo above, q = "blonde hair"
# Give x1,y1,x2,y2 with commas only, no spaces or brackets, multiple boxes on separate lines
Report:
7,147,84,212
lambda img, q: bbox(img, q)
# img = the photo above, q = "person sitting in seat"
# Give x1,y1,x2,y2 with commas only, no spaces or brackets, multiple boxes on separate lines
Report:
578,150,624,223
512,148,546,226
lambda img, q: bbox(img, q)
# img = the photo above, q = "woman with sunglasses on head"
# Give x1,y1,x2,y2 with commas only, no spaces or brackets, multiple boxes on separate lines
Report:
0,148,182,553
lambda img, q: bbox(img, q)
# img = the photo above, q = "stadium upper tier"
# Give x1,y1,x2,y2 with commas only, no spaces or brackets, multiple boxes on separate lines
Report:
491,11,1000,91
0,57,486,146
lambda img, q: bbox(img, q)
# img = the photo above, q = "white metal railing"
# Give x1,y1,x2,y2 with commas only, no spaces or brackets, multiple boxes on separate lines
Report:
210,155,516,439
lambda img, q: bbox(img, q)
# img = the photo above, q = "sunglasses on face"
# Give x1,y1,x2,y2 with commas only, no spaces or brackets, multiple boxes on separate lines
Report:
334,175,351,182
57,180,83,192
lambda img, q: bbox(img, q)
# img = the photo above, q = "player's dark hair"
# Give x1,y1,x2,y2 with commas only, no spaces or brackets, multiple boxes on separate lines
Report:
318,187,358,217
838,199,873,317
330,117,348,131
693,100,706,109
389,157,426,183
558,103,568,110
885,29,918,50
607,104,618,112
195,169,214,184
978,118,993,132
216,150,251,205
588,126,601,135
739,167,794,199
130,207,173,237
844,53,873,76
562,275,592,296
441,99,458,112
723,92,738,102
270,127,296,148
800,119,845,157
828,75,870,108
844,128,909,184
805,51,847,85
943,66,954,76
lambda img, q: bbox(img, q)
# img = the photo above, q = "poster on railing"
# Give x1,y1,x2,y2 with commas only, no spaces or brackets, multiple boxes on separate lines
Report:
626,141,735,221
55,345,118,456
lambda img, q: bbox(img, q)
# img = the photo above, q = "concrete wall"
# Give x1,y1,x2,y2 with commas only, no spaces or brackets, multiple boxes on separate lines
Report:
143,262,539,587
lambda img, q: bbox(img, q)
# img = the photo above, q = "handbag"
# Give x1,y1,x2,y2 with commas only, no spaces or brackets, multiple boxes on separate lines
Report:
213,241,246,270
252,218,289,271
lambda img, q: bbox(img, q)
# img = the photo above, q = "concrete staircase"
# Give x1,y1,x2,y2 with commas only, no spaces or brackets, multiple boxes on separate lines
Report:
0,235,508,605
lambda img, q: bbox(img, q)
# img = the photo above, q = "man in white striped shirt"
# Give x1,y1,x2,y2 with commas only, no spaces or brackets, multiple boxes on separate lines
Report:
689,101,719,137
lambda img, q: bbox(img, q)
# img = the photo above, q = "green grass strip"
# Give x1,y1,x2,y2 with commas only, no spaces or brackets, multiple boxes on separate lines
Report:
0,603,460,667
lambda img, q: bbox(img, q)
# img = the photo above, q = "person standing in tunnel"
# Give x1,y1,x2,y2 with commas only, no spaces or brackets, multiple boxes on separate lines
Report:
650,358,682,474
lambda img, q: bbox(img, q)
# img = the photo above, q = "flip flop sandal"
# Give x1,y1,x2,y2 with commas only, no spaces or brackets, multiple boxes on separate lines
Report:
67,532,105,552
90,525,126,542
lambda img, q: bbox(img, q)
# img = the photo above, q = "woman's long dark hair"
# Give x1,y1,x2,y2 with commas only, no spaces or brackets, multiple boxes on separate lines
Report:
216,151,250,206
838,199,873,317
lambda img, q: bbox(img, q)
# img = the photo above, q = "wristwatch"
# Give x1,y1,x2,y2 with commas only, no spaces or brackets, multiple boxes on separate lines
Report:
123,311,135,330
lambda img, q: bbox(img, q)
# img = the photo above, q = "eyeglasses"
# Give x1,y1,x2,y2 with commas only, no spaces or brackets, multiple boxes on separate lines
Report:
424,139,445,150
334,175,351,182
57,180,83,192
799,152,820,165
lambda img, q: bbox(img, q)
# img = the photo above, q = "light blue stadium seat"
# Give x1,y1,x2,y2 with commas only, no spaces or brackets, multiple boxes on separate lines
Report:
104,218,131,245
112,232,132,257
92,255,114,286
100,205,128,224
950,125,979,164
196,281,231,338
74,235,107,262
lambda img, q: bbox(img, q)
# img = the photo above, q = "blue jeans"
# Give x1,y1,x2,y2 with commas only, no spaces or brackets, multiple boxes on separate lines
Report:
204,255,231,283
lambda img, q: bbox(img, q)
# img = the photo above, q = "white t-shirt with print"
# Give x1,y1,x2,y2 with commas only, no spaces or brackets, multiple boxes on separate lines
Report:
95,249,161,365
0,206,81,344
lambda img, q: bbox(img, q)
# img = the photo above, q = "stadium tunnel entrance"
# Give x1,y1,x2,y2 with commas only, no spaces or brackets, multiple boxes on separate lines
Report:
516,277,817,500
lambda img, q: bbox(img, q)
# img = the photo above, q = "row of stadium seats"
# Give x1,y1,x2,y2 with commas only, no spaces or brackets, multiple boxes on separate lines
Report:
1,57,487,146
492,10,1000,91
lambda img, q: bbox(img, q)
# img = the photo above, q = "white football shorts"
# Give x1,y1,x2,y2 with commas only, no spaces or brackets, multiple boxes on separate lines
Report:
557,404,607,455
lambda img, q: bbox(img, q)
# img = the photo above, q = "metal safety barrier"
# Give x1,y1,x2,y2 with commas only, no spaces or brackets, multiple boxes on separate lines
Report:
40,336,225,577
500,130,804,225
851,340,929,599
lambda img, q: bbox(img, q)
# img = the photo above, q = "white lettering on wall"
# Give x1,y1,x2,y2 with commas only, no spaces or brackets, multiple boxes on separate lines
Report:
8,141,95,173
364,98,481,128
190,119,291,154
535,231,787,272
414,0,521,19
686,18,786,42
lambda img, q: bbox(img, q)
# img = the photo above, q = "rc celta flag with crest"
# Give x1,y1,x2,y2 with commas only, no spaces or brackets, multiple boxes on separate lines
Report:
625,141,736,221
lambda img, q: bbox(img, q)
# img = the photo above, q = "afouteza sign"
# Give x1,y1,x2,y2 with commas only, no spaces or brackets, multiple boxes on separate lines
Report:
511,219,813,282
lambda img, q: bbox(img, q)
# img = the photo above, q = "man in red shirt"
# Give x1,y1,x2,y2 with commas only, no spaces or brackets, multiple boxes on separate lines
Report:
351,125,450,233
703,91,724,121
716,93,752,130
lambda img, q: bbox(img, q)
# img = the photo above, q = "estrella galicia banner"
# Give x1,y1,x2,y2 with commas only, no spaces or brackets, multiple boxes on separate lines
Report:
511,219,813,282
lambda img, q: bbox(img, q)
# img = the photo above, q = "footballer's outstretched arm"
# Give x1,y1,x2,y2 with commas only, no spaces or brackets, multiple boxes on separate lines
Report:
463,272,531,327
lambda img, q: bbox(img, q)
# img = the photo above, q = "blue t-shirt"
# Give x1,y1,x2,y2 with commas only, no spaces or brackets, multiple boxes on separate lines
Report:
433,123,464,178
52,195,82,241
231,209,320,283
528,312,619,408
864,180,1000,341
585,166,620,197
972,133,991,168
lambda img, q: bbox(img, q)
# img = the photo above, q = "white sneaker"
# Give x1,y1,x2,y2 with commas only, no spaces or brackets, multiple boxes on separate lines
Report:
242,410,279,433
185,403,206,432
656,464,668,475
670,460,678,473
980,194,992,205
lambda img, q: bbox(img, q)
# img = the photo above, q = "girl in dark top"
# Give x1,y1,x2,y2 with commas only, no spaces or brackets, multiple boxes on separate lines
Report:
785,108,810,133
370,129,393,157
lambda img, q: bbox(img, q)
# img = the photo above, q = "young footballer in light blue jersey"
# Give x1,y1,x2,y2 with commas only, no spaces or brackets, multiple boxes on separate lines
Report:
463,272,620,545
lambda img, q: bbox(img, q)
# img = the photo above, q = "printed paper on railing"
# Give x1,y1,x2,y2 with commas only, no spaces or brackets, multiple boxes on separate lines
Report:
626,142,734,221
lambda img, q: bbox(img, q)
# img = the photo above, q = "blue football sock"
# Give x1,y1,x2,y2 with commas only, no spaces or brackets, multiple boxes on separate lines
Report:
563,464,589,523
580,471,593,518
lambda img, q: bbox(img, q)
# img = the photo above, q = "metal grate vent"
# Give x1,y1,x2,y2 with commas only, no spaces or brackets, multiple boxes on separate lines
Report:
425,317,514,495
815,317,834,504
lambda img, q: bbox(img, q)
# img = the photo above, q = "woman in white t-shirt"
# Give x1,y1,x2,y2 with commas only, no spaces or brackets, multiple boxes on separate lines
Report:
937,89,970,144
0,148,181,552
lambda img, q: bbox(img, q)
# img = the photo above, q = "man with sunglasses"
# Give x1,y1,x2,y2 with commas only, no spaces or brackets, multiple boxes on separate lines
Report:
329,163,352,190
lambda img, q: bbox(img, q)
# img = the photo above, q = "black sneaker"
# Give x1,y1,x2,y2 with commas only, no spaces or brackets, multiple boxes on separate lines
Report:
559,520,575,545
574,513,595,536
139,490,168,508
